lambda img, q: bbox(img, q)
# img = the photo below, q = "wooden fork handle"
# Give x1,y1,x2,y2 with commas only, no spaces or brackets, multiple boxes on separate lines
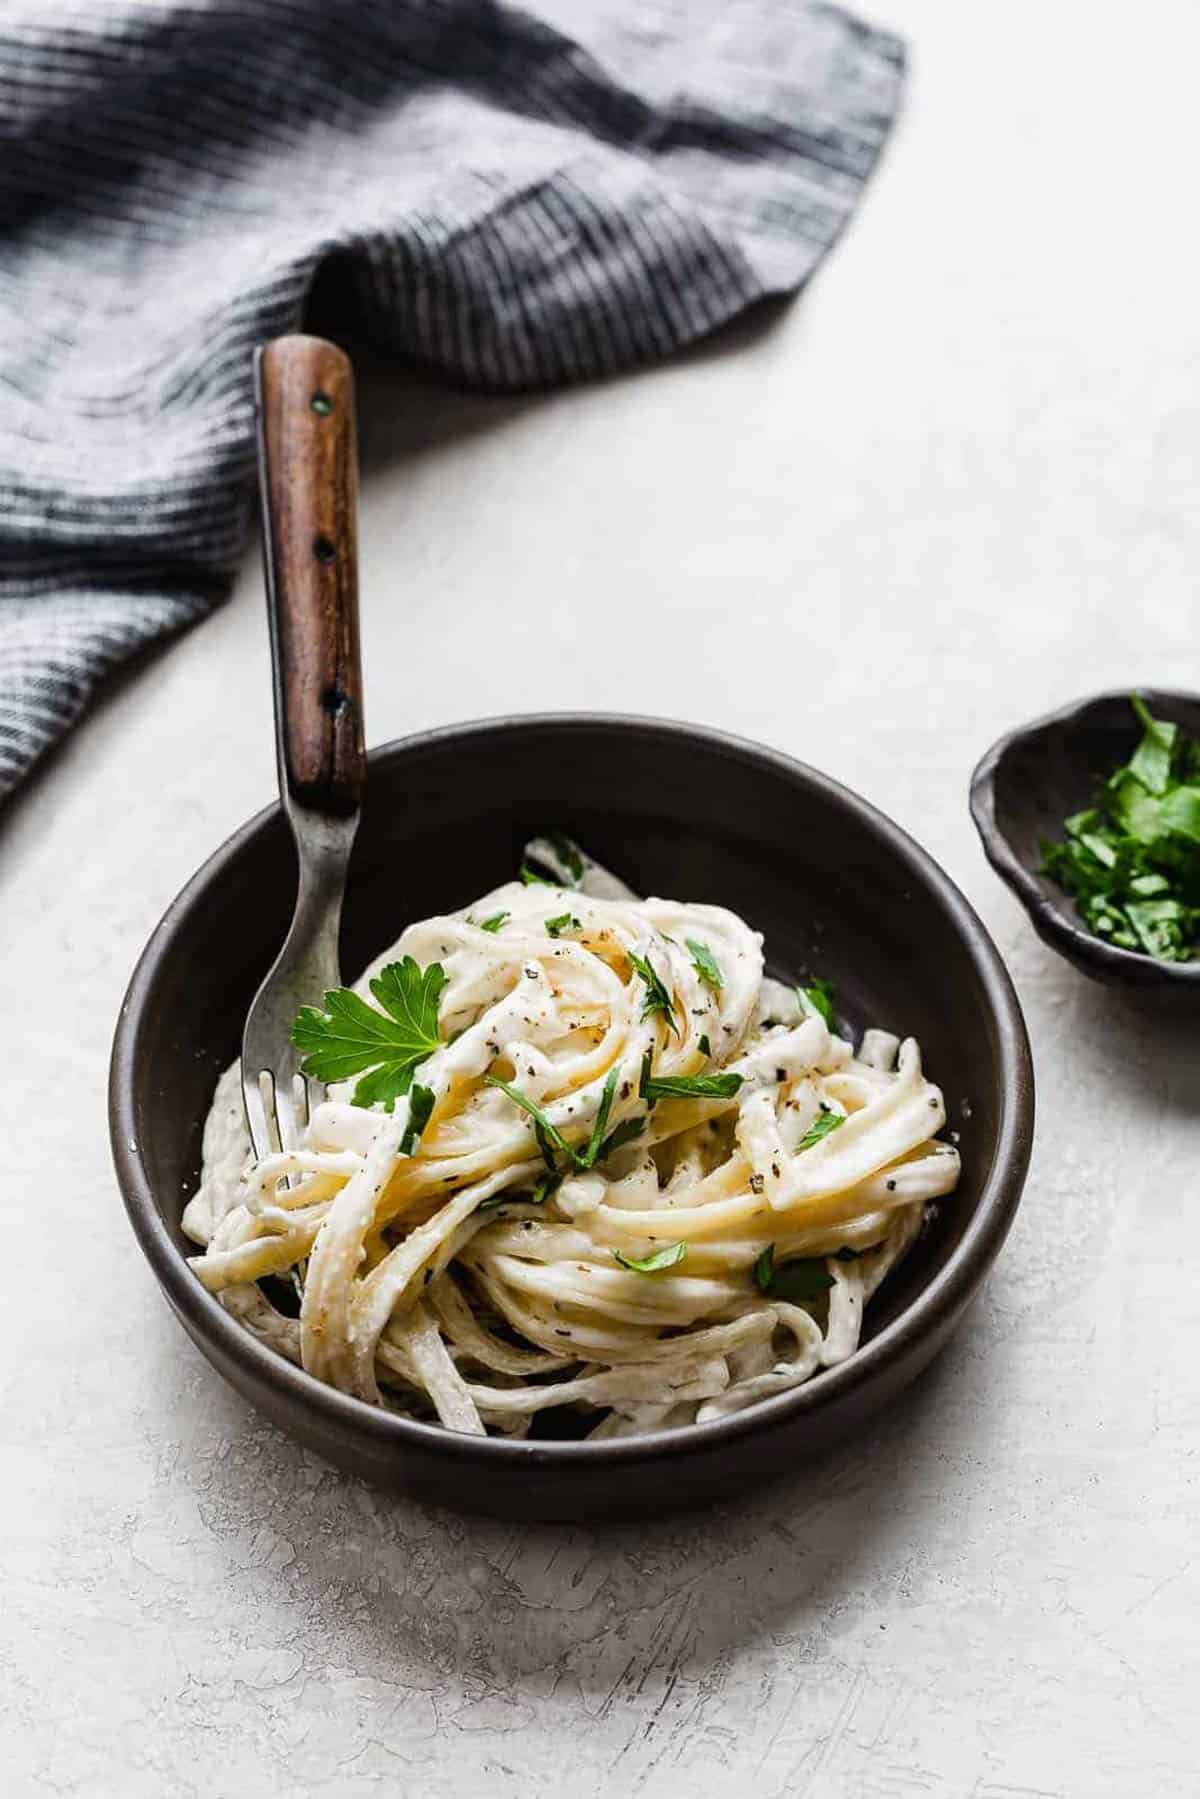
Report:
255,335,365,817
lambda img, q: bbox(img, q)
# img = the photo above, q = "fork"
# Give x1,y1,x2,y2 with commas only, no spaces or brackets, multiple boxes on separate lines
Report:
242,334,365,1167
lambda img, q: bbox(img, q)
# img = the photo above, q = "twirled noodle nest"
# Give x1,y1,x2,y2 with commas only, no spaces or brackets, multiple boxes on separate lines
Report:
185,845,960,1439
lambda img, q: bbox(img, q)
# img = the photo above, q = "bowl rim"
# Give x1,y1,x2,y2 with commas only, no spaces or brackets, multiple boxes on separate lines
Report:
110,711,1035,1469
969,686,1200,987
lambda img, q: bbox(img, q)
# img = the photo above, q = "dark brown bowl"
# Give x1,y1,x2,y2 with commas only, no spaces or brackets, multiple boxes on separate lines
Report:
110,715,1033,1521
969,689,1200,1002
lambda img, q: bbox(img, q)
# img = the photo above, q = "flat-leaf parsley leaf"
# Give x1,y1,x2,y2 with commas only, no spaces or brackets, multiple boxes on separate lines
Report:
400,1083,435,1156
291,958,446,1111
686,938,723,993
629,948,679,1035
796,977,837,1028
642,1071,743,1104
545,912,581,938
754,1243,835,1301
796,1105,845,1153
613,1241,688,1274
598,1117,645,1160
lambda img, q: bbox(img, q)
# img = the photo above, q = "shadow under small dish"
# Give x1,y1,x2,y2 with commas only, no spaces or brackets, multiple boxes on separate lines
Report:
970,689,1200,1003
111,716,1034,1521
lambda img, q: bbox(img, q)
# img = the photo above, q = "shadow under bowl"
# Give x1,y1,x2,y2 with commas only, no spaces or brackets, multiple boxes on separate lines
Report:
110,714,1033,1521
969,689,1200,1003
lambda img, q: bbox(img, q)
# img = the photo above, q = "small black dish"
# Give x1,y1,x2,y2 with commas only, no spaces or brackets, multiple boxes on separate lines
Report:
111,714,1034,1521
970,689,1200,1002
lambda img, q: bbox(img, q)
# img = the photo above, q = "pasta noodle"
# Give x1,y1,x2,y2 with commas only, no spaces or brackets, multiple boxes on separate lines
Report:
184,840,960,1438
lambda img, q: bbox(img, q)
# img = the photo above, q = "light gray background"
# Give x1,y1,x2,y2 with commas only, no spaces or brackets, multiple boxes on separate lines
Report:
3,3,1197,1793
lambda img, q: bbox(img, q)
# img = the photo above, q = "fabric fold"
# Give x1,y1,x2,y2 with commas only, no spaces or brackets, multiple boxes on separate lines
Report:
0,0,903,797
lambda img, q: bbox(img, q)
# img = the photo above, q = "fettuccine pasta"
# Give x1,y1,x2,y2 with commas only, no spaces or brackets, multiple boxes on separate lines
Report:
184,839,960,1438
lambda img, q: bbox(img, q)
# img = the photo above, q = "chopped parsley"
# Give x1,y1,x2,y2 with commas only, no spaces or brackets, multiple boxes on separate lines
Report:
546,833,585,883
613,1241,688,1274
754,1245,835,1303
291,957,445,1111
578,1066,620,1168
478,1173,558,1213
598,1117,645,1160
686,938,724,993
629,948,679,1035
545,912,581,938
642,1071,743,1104
795,1105,845,1153
485,1065,625,1176
520,833,585,889
796,977,837,1028
477,911,509,933
698,1033,712,1058
399,1083,435,1156
1041,696,1200,961
485,1073,574,1169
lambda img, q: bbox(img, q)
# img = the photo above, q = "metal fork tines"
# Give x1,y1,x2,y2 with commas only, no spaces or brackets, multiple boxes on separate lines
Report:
240,825,351,1169
243,334,365,1169
242,810,358,1165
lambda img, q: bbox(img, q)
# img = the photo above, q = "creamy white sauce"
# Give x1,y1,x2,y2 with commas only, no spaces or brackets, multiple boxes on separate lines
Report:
187,844,959,1436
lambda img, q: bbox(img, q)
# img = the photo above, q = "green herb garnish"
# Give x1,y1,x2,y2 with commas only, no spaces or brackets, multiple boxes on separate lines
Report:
629,948,679,1035
754,1243,835,1301
545,912,581,938
291,958,446,1111
400,1083,435,1156
598,1117,645,1160
485,1074,574,1169
796,977,837,1028
686,938,723,993
698,1033,711,1058
477,911,509,933
486,1065,625,1176
753,1244,775,1293
577,1066,620,1169
1041,696,1200,962
520,833,585,889
795,1105,845,1152
613,1241,688,1274
545,833,585,884
478,1172,559,1213
642,1071,743,1104
775,1259,834,1302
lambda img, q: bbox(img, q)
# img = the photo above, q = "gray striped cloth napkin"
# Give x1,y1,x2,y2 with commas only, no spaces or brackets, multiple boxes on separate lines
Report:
0,1,903,800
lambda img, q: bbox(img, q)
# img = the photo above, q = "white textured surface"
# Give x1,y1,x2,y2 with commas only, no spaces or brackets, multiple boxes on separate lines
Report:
3,3,1199,1792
